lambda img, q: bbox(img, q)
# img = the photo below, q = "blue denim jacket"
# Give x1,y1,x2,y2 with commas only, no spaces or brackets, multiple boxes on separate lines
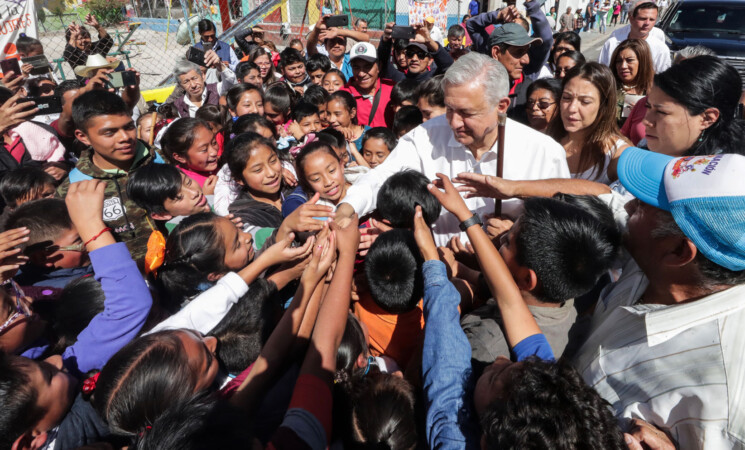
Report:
421,260,480,450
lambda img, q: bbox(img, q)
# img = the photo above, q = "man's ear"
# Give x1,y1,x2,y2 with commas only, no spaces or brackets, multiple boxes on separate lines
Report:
12,431,48,450
150,212,174,221
490,45,502,60
497,97,511,114
74,129,91,148
662,236,697,268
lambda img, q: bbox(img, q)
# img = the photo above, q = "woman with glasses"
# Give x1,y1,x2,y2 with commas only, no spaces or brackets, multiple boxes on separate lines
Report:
610,39,653,127
525,78,562,133
548,62,629,185
247,46,279,87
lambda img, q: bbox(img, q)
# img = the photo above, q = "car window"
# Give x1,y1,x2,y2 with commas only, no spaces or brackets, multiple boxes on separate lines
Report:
668,4,745,34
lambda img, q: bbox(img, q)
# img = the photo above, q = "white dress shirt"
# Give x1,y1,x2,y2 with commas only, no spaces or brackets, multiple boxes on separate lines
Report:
341,115,571,246
574,256,745,449
598,25,671,73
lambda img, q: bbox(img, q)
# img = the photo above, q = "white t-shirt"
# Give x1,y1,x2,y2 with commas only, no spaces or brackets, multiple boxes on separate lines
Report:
598,25,671,73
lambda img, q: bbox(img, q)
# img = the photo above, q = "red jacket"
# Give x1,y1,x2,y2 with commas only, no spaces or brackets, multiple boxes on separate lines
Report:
342,78,395,128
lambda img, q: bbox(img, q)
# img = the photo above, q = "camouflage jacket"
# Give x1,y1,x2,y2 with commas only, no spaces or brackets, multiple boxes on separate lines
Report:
57,141,164,262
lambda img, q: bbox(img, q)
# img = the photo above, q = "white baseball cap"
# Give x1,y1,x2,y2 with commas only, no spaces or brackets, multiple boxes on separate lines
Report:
349,42,377,63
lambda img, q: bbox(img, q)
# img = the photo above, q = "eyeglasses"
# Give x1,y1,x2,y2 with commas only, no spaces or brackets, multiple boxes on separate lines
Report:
50,242,86,252
526,99,557,110
0,281,31,336
405,49,428,59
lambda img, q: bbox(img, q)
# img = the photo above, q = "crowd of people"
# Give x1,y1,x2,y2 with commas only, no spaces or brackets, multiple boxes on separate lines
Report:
1,0,745,448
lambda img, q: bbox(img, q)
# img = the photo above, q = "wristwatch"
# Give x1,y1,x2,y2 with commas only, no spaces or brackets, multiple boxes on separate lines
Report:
459,213,483,231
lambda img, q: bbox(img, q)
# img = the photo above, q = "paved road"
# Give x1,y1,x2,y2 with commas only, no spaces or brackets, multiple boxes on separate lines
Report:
574,22,626,62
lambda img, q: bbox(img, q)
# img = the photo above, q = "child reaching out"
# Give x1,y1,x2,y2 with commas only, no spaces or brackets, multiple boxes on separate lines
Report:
160,118,219,193
419,174,626,449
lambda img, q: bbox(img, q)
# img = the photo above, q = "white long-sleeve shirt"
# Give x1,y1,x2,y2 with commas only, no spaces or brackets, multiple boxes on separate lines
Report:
340,115,571,246
146,271,249,335
598,25,671,73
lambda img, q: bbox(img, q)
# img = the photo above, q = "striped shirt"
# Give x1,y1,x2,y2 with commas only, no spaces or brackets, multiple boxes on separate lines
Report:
574,257,745,449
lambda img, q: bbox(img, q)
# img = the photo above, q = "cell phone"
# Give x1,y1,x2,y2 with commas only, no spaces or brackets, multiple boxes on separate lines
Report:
21,55,51,75
108,71,137,88
17,96,63,116
186,46,207,67
0,58,21,77
391,25,416,40
326,14,349,28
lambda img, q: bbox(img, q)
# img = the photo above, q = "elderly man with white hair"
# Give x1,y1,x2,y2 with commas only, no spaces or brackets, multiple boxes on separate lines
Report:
335,52,570,245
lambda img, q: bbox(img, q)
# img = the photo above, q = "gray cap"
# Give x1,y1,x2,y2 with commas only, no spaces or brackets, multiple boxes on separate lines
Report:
488,23,542,48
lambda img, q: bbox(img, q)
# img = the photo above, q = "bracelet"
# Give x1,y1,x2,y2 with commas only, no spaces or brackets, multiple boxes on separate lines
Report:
84,227,112,247
459,213,483,232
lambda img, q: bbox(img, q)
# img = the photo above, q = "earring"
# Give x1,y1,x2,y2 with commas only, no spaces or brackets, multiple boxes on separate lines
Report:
698,129,705,142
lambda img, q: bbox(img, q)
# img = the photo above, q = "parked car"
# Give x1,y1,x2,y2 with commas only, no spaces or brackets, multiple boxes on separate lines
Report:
658,0,745,84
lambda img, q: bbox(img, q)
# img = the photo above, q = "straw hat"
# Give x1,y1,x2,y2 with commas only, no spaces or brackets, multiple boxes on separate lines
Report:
74,54,121,78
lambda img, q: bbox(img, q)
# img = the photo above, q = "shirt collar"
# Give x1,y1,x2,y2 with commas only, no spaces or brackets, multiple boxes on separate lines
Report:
624,284,745,347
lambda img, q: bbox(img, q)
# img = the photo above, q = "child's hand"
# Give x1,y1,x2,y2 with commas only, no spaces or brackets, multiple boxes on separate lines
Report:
0,91,37,135
413,205,438,261
281,193,335,235
281,167,297,187
288,121,304,140
448,235,478,268
65,179,106,236
0,227,30,283
484,214,513,242
428,173,472,222
357,218,391,256
227,213,244,230
203,175,217,195
84,13,100,29
43,163,68,181
331,213,360,255
301,229,337,286
20,63,33,76
437,246,458,278
260,232,315,267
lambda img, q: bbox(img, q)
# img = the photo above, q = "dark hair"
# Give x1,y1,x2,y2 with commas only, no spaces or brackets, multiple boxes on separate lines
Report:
197,19,216,34
610,38,653,95
447,24,465,38
226,132,279,186
416,74,445,107
0,166,55,209
235,61,260,82
306,53,332,74
334,313,367,387
316,128,346,149
72,90,129,132
550,31,582,65
127,163,183,215
156,213,227,301
548,63,622,179
376,169,440,228
93,331,203,435
328,90,358,125
354,18,368,27
323,68,347,84
225,83,264,113
361,127,397,153
208,279,278,374
25,76,56,97
47,276,105,355
393,105,423,136
160,117,213,164
195,104,231,134
264,82,295,118
481,358,626,450
54,80,82,106
288,38,303,48
279,47,305,70
364,229,424,314
526,77,562,102
390,78,420,107
0,87,11,105
303,83,330,108
292,100,320,123
393,38,410,53
134,393,254,450
294,141,341,193
631,1,657,17
653,55,745,156
16,34,43,54
556,50,586,71
248,47,277,84
232,114,277,139
514,196,621,303
0,354,44,449
336,372,418,450
65,24,90,42
6,198,72,253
